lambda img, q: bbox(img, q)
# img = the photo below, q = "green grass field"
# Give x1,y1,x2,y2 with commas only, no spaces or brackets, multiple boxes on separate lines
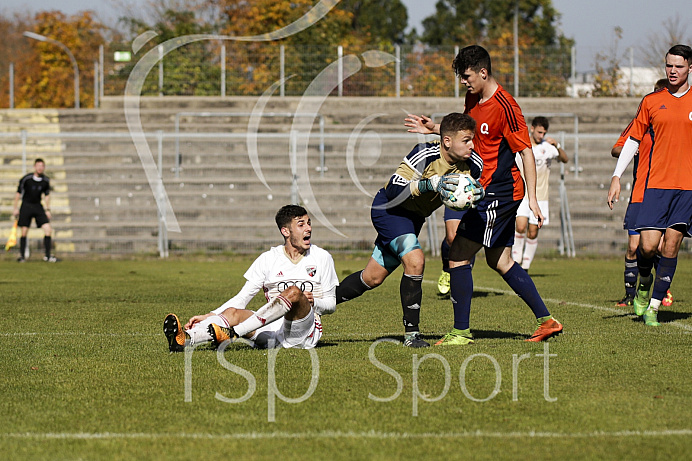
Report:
1,255,691,460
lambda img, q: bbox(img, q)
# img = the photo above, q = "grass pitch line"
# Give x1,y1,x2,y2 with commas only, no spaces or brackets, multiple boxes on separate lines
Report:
424,280,692,332
3,429,692,440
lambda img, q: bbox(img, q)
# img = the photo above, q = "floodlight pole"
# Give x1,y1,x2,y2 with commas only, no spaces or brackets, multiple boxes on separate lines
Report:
23,31,80,109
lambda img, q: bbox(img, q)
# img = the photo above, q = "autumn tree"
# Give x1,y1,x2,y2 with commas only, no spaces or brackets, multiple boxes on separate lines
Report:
0,12,36,108
417,0,573,96
639,16,692,69
21,11,106,108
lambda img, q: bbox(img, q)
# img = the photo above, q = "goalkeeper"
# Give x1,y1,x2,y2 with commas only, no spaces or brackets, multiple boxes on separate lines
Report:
335,112,483,348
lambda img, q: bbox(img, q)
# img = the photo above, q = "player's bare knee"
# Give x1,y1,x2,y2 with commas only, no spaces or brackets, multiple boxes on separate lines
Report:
281,285,304,303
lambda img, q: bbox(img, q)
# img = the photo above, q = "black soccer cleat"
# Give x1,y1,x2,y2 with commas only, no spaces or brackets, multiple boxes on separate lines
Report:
403,332,430,348
163,313,186,352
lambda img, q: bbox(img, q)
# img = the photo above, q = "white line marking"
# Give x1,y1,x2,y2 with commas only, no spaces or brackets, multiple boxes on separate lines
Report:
2,429,691,440
424,281,692,332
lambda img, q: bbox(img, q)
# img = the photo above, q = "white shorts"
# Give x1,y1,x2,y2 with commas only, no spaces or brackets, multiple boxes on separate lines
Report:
516,197,549,226
250,308,322,349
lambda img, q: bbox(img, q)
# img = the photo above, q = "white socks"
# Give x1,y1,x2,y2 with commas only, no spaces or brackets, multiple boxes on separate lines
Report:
235,296,292,337
522,237,538,270
512,232,525,263
186,314,229,345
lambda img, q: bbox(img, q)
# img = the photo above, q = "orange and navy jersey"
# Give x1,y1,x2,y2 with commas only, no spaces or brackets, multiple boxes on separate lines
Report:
464,84,531,201
613,126,654,203
623,87,692,191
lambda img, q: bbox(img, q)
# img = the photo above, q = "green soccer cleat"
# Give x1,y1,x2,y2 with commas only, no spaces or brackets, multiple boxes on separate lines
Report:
434,331,474,346
633,276,653,316
643,307,661,327
437,271,451,296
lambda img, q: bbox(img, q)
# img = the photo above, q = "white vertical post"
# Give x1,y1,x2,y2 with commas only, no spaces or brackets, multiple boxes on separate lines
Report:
290,130,299,204
9,63,14,109
280,45,285,97
157,130,168,257
571,46,577,98
338,46,343,97
99,44,104,101
221,44,226,97
158,45,164,97
93,61,99,108
628,47,634,96
454,46,459,98
395,45,400,98
513,1,519,96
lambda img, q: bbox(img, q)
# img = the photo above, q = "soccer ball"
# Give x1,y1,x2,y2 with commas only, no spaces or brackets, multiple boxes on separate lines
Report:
441,174,484,211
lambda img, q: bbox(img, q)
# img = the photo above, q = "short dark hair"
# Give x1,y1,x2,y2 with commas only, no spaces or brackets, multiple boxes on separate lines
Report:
275,204,308,230
531,116,550,130
654,78,668,91
667,44,692,63
34,158,45,164
453,45,492,77
440,112,476,138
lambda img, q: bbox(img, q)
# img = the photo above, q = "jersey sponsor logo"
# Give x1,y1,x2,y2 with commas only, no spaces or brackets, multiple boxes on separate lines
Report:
689,112,692,121
306,265,317,277
277,281,314,292
480,123,490,135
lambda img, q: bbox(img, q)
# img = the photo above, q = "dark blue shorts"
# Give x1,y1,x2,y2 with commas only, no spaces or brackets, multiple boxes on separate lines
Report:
623,201,641,232
371,189,425,247
443,207,467,222
635,188,692,237
456,198,521,248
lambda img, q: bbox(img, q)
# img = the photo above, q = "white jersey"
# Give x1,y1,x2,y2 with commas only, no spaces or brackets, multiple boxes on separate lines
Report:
213,244,338,314
247,244,339,303
516,141,559,201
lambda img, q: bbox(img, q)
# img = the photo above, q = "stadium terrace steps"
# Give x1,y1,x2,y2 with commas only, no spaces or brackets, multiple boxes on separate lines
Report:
0,96,644,255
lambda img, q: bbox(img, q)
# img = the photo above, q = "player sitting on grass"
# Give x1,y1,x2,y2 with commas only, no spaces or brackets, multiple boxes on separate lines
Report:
163,205,339,351
335,112,483,348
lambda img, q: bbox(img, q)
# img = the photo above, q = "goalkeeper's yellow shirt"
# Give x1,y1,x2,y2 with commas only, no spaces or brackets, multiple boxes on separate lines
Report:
382,141,483,218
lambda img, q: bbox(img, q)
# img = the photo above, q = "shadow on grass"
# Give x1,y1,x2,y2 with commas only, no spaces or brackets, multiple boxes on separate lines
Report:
657,310,692,323
327,330,527,344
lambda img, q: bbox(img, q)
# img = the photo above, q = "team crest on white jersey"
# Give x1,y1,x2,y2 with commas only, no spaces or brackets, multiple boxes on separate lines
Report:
306,266,317,277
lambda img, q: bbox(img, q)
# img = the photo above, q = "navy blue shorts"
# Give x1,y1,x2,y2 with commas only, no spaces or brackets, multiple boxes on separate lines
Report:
456,199,521,248
370,189,425,271
623,201,641,232
371,189,425,246
443,207,467,222
635,188,692,236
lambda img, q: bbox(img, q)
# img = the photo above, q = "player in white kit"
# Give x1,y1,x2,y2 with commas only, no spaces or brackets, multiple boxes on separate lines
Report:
163,205,339,351
512,116,569,271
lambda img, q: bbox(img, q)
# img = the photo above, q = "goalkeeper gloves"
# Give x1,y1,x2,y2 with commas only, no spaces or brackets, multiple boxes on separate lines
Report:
469,178,485,206
417,174,459,199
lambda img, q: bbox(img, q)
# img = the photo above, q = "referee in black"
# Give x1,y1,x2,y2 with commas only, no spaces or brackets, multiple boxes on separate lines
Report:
12,158,57,262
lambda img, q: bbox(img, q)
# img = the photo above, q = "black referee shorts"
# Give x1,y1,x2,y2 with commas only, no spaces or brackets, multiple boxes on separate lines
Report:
18,203,49,228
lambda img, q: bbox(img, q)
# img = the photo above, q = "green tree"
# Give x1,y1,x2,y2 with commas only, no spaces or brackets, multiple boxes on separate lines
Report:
417,0,573,97
340,0,408,45
116,8,220,96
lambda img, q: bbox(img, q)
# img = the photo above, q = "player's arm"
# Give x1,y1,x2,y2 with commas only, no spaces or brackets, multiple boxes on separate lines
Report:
404,114,440,135
12,192,20,218
544,136,569,163
312,286,336,315
611,145,623,158
517,146,544,227
185,279,263,329
607,137,640,209
43,192,51,218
